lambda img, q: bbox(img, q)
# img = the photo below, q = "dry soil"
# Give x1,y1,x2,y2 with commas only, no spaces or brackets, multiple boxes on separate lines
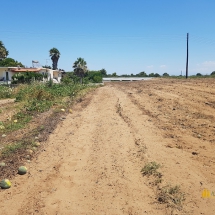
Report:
0,78,215,215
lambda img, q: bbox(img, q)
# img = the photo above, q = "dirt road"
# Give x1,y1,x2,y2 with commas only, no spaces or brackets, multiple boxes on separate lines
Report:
1,79,215,214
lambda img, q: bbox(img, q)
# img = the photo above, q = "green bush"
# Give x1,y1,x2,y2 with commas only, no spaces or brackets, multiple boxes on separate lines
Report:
93,75,102,83
12,72,43,84
87,71,102,83
61,76,73,85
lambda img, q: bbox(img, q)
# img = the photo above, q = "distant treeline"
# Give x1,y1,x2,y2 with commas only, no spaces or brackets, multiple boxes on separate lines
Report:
62,70,215,84
106,71,163,77
105,71,215,77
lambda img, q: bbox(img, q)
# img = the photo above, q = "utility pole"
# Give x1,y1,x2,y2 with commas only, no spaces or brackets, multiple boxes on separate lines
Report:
186,33,189,79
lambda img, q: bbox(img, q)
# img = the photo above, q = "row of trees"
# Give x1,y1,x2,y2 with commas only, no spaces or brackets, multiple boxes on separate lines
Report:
196,71,215,76
104,71,169,77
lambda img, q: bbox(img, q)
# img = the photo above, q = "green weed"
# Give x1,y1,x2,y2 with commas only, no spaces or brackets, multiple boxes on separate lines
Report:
1,142,24,157
141,161,162,178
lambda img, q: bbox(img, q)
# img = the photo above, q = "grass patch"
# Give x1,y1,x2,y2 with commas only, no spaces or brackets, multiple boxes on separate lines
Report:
157,184,185,211
1,139,40,158
1,142,24,157
141,161,162,178
0,111,32,133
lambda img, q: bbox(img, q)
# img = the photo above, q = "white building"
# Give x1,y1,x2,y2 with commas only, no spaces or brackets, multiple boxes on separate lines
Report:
0,67,62,84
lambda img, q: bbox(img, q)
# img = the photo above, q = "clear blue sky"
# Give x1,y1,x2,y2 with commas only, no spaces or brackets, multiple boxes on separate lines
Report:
1,0,215,75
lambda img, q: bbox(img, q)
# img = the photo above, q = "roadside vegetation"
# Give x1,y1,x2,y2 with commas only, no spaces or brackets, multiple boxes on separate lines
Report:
0,81,94,133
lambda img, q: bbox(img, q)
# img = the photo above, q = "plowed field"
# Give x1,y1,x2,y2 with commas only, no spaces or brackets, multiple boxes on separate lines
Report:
1,78,215,215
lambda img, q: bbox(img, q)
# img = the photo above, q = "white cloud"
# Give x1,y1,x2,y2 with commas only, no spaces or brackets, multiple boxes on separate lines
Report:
191,60,215,75
160,65,166,68
147,65,153,68
202,61,215,67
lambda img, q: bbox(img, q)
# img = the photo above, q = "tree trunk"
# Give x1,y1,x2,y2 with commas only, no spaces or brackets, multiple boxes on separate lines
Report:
52,60,58,70
51,55,59,70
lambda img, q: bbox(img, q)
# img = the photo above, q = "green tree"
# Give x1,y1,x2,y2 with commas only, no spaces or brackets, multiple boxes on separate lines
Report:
0,41,9,59
154,73,160,77
0,58,24,67
163,72,169,76
49,48,60,70
73,58,88,84
211,71,215,76
87,71,102,83
196,73,202,76
148,73,155,77
100,69,107,77
136,71,147,77
112,72,117,77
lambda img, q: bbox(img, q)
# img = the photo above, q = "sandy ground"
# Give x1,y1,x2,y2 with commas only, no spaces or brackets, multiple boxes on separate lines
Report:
0,99,15,106
0,79,215,215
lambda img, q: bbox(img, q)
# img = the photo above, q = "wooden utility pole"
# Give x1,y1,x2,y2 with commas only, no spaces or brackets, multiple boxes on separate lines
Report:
186,33,189,79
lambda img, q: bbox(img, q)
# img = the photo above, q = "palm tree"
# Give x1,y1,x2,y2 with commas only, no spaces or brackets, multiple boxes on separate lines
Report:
0,41,9,60
73,58,87,84
49,48,60,70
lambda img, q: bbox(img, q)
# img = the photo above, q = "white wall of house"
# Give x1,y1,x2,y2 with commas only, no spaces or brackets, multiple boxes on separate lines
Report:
39,69,62,82
0,68,6,81
0,67,14,82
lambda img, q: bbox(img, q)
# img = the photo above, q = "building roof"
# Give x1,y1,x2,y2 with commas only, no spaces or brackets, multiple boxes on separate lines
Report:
10,68,41,72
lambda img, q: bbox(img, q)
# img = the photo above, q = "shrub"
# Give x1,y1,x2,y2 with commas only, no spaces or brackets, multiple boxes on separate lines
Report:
87,71,102,83
12,72,43,84
141,161,162,177
93,75,102,83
